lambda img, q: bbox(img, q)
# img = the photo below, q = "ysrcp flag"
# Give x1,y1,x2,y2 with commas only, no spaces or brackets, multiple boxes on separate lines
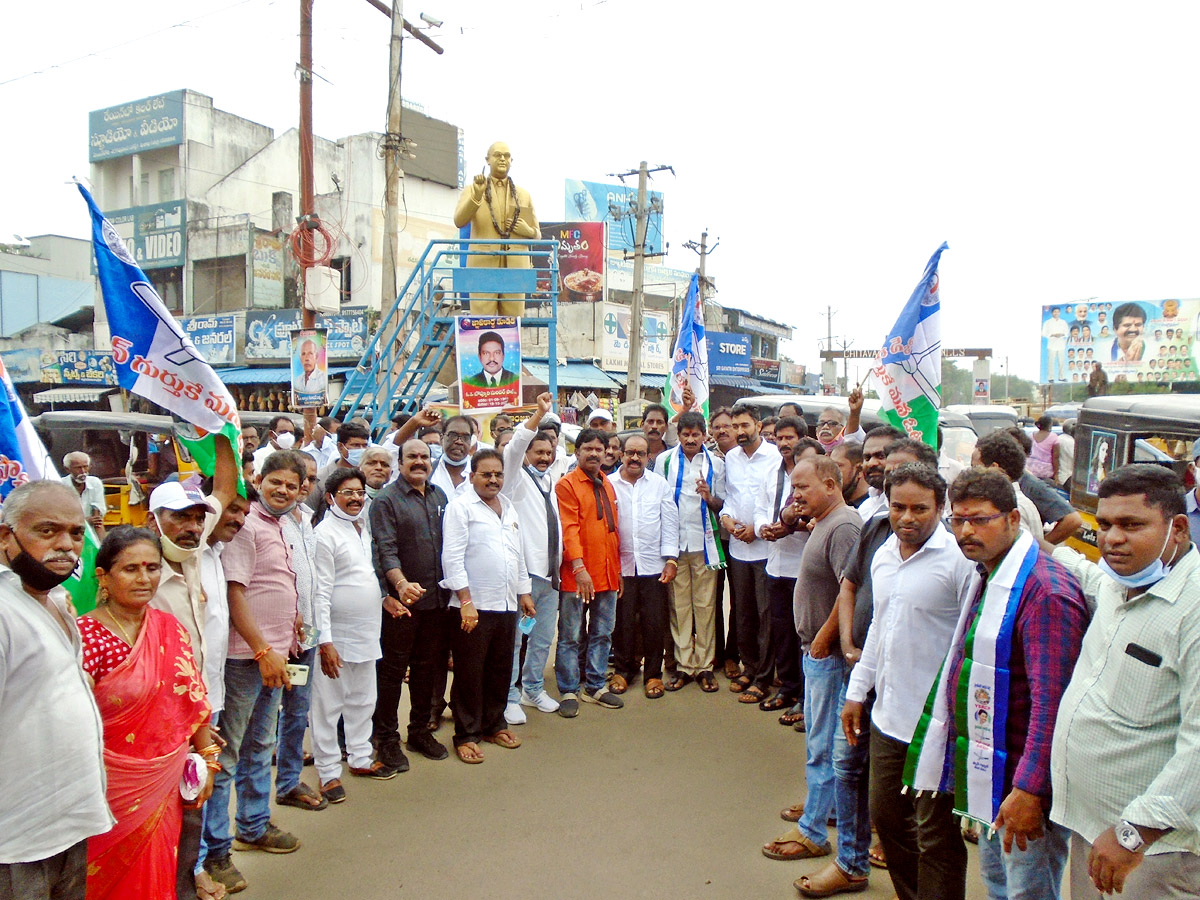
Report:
0,357,101,612
869,243,948,448
666,273,710,417
78,184,242,487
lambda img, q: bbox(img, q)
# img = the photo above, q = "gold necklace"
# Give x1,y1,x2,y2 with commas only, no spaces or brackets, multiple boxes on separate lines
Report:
103,606,141,647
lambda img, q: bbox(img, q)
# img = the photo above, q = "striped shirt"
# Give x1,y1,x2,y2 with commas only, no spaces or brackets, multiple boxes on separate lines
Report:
1050,544,1200,855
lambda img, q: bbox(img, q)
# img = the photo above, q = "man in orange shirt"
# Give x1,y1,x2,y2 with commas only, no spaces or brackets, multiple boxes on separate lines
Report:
554,428,623,717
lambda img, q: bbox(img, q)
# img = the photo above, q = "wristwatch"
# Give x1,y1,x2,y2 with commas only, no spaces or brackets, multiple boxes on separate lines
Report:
1115,821,1145,853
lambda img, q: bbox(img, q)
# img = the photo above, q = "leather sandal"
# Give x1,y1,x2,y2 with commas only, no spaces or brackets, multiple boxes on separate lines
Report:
481,730,521,749
455,742,484,763
762,826,831,861
794,861,869,897
609,674,628,694
644,678,665,699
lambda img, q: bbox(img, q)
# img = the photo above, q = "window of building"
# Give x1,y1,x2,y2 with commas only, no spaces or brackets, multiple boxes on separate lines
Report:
329,256,352,305
139,173,150,206
159,168,175,201
147,266,183,312
192,256,247,313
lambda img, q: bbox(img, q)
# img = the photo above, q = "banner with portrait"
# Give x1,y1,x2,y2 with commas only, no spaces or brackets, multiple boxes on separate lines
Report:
455,315,521,412
290,328,329,408
1039,299,1200,387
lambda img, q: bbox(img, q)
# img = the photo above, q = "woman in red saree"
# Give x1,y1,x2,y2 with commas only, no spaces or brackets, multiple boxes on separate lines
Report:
78,526,216,900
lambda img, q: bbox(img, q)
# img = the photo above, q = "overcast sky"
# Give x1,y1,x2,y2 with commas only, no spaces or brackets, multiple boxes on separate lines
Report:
5,0,1199,381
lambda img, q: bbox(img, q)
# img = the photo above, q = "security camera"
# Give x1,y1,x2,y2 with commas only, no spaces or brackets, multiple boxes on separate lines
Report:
420,12,443,27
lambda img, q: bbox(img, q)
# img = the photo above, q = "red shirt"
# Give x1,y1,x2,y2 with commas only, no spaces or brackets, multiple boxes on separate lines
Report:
555,466,620,593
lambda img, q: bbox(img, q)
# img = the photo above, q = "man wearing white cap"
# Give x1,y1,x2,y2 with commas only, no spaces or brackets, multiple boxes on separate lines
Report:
588,408,616,432
145,436,239,900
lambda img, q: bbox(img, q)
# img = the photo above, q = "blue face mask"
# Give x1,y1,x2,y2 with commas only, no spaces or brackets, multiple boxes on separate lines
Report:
429,444,443,463
1098,529,1176,589
345,447,365,466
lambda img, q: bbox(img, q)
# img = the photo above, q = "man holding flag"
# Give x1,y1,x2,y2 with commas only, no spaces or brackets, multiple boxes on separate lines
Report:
666,273,709,418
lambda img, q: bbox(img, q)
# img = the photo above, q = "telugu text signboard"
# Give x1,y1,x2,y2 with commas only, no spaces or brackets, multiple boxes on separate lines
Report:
706,332,752,376
252,234,285,308
601,303,670,375
104,201,186,270
180,314,236,365
244,307,368,361
89,91,186,162
535,222,606,301
40,350,118,386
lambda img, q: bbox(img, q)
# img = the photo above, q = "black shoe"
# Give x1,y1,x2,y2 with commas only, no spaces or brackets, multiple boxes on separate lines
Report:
407,730,449,761
377,741,411,772
203,854,247,893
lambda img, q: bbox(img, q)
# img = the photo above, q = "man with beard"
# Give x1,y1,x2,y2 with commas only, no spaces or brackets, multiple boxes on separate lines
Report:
831,441,869,509
359,447,393,510
60,451,106,536
431,416,474,496
0,482,112,900
853,427,906,522
641,403,671,468
720,405,781,701
369,440,452,769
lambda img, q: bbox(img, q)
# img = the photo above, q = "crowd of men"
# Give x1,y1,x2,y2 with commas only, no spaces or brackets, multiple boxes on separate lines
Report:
3,390,1199,900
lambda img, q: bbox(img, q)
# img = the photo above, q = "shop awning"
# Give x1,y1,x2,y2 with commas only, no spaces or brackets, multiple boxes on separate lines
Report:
214,366,356,385
710,375,792,395
603,371,666,390
522,361,620,390
33,386,116,404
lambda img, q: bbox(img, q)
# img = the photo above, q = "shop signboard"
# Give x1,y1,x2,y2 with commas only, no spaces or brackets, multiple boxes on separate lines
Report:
252,234,285,308
104,201,186,269
534,222,606,301
40,350,118,386
244,307,368,361
0,348,46,383
180,314,236,365
601,303,670,375
89,90,186,161
752,357,781,381
563,179,664,254
706,332,752,376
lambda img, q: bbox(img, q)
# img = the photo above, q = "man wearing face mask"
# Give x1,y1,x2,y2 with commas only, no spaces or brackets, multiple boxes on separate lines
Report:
315,422,371,494
1046,465,1200,898
202,451,307,892
301,417,341,471
251,415,298,475
0,481,112,900
61,451,107,536
431,416,474,496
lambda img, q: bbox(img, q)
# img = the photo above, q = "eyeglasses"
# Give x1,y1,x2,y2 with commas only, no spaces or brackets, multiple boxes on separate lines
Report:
816,419,842,429
948,512,1006,529
445,432,471,444
336,489,367,499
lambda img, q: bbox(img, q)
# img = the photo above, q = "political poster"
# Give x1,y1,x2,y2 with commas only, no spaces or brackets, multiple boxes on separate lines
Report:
456,315,521,412
290,328,329,408
1039,299,1200,387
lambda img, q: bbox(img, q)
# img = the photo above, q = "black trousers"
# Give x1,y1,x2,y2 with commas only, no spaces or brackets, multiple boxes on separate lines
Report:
613,574,667,682
0,839,88,900
373,605,452,747
714,538,736,665
869,725,966,900
450,609,517,745
768,575,802,701
176,806,202,898
728,556,772,689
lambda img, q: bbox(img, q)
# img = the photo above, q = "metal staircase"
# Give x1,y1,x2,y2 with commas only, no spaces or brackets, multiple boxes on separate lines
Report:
333,239,559,433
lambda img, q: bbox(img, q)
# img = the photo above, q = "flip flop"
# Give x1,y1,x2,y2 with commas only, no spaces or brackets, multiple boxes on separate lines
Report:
481,730,521,749
195,870,227,900
665,673,693,692
276,783,328,811
455,742,485,763
729,675,752,693
759,693,793,711
698,671,719,693
868,842,888,869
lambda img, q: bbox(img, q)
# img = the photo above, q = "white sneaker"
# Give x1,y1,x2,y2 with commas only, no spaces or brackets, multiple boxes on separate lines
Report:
504,701,527,725
520,689,560,713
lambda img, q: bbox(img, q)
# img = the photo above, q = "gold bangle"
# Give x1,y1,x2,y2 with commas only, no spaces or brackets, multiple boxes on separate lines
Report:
196,744,221,758
205,761,223,772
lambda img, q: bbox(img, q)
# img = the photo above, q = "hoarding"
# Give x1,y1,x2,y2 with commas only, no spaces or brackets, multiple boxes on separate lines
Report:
245,307,367,361
1039,299,1199,386
606,258,696,299
104,201,186,270
40,350,118,386
180,314,236,365
290,328,329,408
0,348,46,383
252,234,285,308
752,357,781,381
89,90,185,161
564,179,664,255
455,315,522,411
601,303,670,375
535,222,606,301
706,332,753,376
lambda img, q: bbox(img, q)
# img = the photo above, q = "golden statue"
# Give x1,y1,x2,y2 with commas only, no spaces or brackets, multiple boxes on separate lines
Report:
453,142,540,316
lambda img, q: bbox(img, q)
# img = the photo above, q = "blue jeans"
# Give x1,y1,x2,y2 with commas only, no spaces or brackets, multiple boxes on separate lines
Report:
203,659,282,857
555,589,617,695
510,576,559,700
275,646,315,796
979,818,1069,900
833,687,873,877
797,652,847,847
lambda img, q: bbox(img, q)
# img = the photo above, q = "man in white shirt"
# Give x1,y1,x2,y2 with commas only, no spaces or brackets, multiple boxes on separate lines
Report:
1042,306,1070,382
251,415,298,474
0,481,112,899
719,404,781,698
654,411,725,692
502,394,562,721
830,464,974,900
608,434,680,699
441,448,533,764
300,416,341,470
856,427,907,522
60,451,107,535
973,432,1044,537
431,416,474,496
311,468,398,802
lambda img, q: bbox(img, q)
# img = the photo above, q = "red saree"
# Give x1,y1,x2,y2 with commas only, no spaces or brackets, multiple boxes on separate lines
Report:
84,608,211,900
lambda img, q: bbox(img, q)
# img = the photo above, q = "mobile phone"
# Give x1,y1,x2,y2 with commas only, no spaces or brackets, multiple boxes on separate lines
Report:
285,663,310,686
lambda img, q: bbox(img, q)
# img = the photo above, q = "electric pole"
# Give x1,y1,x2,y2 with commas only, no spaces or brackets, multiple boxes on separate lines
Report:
627,161,649,406
683,230,719,321
381,0,404,310
299,0,315,332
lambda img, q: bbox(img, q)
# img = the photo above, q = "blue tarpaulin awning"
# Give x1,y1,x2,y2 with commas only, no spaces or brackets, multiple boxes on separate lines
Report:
214,366,356,385
522,361,619,390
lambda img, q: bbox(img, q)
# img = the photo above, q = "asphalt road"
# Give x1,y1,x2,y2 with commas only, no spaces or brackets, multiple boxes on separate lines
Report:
232,666,993,899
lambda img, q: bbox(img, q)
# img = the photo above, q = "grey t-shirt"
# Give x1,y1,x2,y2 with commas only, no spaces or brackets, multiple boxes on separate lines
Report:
794,503,863,649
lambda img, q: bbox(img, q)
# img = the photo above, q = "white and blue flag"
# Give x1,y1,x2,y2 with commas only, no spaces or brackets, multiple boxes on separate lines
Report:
665,273,710,417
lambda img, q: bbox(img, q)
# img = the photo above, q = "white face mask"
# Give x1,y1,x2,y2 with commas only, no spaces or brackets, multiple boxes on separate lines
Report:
155,514,202,564
1099,528,1178,590
329,503,365,523
274,432,296,451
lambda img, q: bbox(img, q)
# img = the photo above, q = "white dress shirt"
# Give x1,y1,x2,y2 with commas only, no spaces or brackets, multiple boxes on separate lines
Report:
654,447,725,554
846,526,976,743
151,500,221,680
501,425,561,580
312,514,383,664
0,569,113,864
199,541,229,713
857,486,888,522
441,490,531,612
609,468,680,577
294,369,327,394
61,475,107,518
430,456,471,498
753,461,807,578
722,439,782,562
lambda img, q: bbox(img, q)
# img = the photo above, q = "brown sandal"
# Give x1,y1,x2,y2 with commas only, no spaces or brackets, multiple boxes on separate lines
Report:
481,730,521,749
609,674,628,694
762,826,832,861
455,742,484,763
644,678,664,699
738,685,766,703
868,841,887,869
729,674,752,693
794,861,869,897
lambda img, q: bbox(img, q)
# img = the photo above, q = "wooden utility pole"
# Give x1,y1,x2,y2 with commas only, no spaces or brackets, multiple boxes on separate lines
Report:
299,0,316,331
627,161,649,405
381,0,404,309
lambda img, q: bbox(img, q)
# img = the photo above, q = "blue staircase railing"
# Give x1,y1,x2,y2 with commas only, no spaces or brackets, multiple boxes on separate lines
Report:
332,239,559,434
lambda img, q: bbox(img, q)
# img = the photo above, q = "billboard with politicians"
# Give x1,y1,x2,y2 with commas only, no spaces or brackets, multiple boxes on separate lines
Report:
1040,299,1199,387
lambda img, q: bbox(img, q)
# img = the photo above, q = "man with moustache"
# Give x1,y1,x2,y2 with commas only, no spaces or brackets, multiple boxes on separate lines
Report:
369,440,453,768
707,406,740,679
502,394,562,721
641,403,672,468
853,427,906,522
902,468,1087,900
720,405,782,700
830,441,869,509
60,451,107,536
251,415,297,474
763,456,860,866
431,416,474,496
0,482,112,900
